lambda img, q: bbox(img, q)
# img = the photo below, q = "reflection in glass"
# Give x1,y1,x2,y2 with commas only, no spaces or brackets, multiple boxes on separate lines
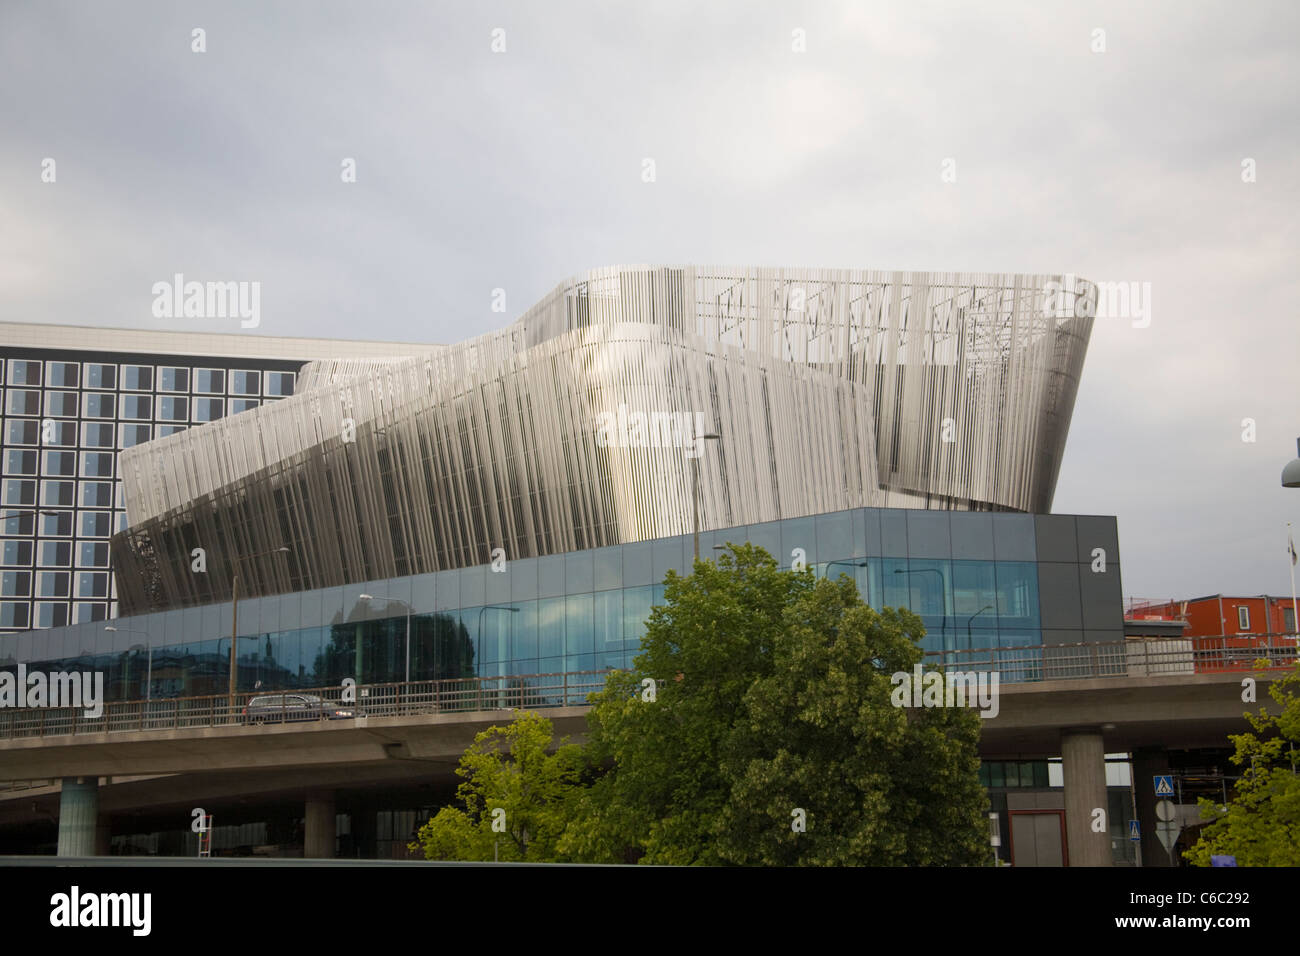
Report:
995,562,1039,627
538,598,564,659
623,586,652,657
595,590,621,656
889,560,951,652
565,594,593,660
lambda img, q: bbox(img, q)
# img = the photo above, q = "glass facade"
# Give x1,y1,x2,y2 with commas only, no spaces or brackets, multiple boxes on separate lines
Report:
0,351,302,633
0,508,1123,702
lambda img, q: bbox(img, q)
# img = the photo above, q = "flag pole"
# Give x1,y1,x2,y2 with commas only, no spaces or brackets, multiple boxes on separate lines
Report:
1288,523,1298,658
1290,523,1300,775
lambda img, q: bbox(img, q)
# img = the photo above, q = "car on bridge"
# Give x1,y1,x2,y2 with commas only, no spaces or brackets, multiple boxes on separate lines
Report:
241,694,362,725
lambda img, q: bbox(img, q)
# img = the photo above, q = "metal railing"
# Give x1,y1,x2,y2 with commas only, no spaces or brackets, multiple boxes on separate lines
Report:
0,670,610,742
1124,598,1186,619
924,635,1299,682
1,638,1297,743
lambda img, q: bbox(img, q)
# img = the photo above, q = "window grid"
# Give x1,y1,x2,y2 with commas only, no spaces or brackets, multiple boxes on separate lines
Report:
1,351,302,631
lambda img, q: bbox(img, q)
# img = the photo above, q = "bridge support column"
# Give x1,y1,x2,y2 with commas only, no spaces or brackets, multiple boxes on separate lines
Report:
1132,747,1175,867
305,792,336,859
56,777,99,857
1061,729,1111,867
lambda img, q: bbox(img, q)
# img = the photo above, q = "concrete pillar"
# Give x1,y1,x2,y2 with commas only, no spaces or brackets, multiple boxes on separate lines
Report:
57,777,98,857
304,792,336,859
1132,747,1175,867
1061,729,1110,867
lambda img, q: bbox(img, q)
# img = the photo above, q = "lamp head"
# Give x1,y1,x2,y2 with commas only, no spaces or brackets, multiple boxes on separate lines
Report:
1284,437,1300,488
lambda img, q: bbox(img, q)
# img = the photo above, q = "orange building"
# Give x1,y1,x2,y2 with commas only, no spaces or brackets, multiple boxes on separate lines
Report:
1125,595,1298,672
1128,595,1297,638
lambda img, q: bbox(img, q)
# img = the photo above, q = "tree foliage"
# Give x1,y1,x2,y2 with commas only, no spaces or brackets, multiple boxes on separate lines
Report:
1185,660,1300,866
557,543,989,865
411,709,584,861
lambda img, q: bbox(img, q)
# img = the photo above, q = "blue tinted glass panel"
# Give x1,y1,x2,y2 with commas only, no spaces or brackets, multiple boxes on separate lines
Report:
993,515,1036,561
880,510,908,557
652,536,685,582
746,522,781,564
949,513,994,559
623,585,653,654
881,557,910,609
781,517,814,567
481,607,512,664
484,563,510,604
435,569,460,610
565,594,593,657
595,590,621,652
300,629,327,686
951,561,997,617
592,546,622,591
467,611,488,676
509,558,538,602
538,597,564,658
815,511,853,564
995,562,1040,629
906,512,951,559
902,560,950,616
622,542,652,587
459,566,486,608
538,555,565,598
511,600,539,663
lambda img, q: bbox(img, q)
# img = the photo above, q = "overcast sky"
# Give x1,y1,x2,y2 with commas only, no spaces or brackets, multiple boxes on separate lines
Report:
2,1,1297,602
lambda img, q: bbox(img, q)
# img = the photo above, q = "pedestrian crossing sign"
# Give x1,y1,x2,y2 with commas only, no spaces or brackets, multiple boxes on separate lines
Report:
1154,775,1174,796
1129,819,1140,841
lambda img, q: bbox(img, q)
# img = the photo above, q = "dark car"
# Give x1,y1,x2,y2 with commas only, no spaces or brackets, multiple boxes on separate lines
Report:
241,694,361,724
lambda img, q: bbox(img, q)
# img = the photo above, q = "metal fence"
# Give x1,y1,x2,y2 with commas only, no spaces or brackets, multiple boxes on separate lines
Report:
924,634,1299,681
1,638,1296,743
0,670,610,742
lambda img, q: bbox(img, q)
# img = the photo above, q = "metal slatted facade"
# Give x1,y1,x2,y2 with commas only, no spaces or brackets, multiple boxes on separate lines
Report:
111,266,1094,614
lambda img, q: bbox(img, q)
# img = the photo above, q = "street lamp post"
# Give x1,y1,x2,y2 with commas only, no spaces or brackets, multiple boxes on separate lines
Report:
1283,441,1300,659
360,594,412,684
229,547,290,710
894,568,948,650
1289,523,1299,659
1281,438,1300,488
966,605,993,649
105,625,152,701
0,508,60,521
825,560,870,603
1,508,63,537
692,433,722,561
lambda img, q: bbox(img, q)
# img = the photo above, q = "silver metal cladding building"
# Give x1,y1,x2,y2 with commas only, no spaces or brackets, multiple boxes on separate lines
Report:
111,265,1096,614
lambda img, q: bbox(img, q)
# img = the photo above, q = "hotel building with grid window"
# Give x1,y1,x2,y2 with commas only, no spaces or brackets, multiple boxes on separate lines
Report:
0,323,437,634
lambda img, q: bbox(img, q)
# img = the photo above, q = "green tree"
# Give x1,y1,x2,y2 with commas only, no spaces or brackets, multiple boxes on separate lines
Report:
412,709,584,861
1185,660,1300,866
559,543,989,865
